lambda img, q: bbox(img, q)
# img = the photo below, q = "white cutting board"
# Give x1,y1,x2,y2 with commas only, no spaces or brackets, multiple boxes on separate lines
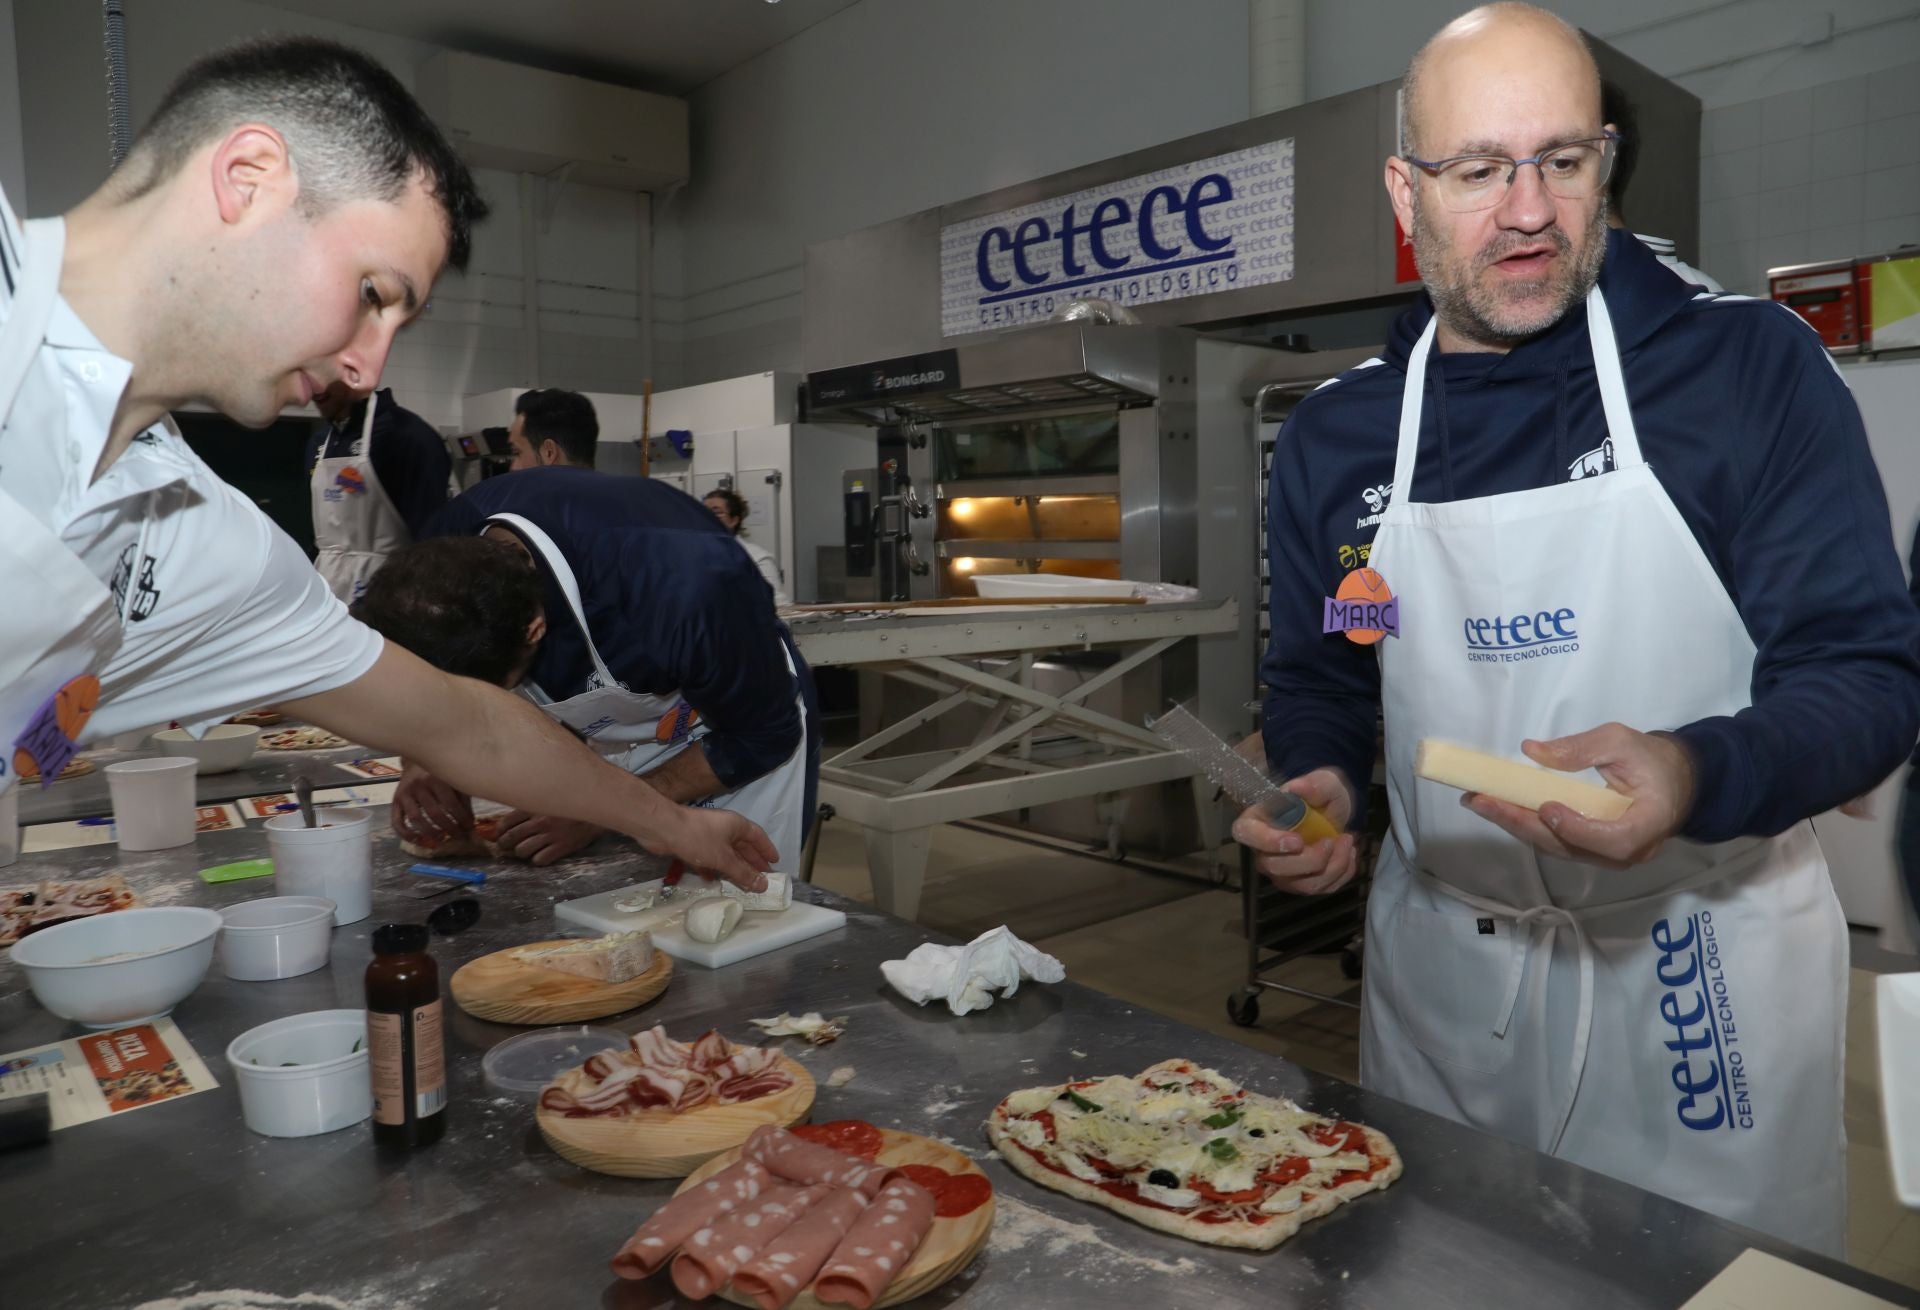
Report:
555,879,846,969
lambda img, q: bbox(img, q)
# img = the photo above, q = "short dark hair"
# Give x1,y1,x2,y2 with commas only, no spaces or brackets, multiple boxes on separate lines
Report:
351,537,541,686
704,488,748,534
1602,80,1639,217
114,36,487,270
514,389,599,467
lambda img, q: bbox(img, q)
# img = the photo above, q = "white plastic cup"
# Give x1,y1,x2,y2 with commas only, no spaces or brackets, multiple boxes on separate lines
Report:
218,895,337,981
266,809,373,925
226,1009,371,1137
105,757,198,851
0,781,18,867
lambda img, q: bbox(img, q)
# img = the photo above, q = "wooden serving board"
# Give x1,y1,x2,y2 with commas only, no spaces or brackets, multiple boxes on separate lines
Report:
675,1128,995,1310
450,939,673,1025
538,1054,814,1179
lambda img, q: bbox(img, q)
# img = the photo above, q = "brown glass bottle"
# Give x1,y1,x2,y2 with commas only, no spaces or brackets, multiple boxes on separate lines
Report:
365,923,446,1148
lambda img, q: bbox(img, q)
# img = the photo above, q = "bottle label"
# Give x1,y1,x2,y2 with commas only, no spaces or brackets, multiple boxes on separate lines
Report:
412,999,446,1119
368,1011,405,1126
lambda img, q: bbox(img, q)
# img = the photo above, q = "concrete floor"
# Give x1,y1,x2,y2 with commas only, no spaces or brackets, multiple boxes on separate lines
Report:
806,816,1920,1290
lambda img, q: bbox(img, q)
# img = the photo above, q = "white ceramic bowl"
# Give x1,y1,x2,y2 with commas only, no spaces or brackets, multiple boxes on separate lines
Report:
10,907,222,1028
218,895,336,981
226,1009,371,1137
152,724,260,773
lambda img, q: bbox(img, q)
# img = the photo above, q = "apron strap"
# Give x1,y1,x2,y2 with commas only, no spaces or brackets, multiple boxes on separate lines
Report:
1390,317,1438,497
1581,287,1644,469
0,218,66,430
483,512,623,692
352,390,378,458
1390,284,1646,497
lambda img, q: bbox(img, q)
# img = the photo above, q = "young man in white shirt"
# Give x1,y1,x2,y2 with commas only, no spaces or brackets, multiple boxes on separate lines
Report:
0,36,773,885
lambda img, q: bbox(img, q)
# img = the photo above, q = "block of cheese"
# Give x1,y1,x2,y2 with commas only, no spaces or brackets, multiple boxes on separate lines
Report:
718,871,792,913
510,930,655,982
1414,740,1632,821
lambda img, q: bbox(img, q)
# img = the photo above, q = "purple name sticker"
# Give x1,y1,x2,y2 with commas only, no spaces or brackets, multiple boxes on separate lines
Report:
1322,595,1399,639
13,691,81,788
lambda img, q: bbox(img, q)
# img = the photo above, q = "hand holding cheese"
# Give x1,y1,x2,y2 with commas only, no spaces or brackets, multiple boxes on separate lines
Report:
1433,725,1697,870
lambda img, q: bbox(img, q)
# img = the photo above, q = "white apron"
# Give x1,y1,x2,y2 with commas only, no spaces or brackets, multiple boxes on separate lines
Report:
312,392,408,604
489,513,812,872
0,218,123,793
1359,288,1848,1256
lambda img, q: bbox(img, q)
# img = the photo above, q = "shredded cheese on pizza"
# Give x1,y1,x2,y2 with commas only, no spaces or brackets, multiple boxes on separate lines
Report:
989,1059,1399,1243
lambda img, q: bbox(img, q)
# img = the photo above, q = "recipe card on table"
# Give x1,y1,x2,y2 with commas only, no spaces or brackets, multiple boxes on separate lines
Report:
0,1018,219,1129
1681,1250,1901,1310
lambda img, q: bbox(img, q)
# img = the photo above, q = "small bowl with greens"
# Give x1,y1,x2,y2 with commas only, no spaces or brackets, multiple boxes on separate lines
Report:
225,1009,369,1137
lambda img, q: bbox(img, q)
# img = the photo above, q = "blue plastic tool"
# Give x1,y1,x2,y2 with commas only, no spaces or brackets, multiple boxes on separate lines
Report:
407,863,486,885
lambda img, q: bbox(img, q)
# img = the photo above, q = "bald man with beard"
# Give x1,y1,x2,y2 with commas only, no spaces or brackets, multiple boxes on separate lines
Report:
1234,3,1918,1254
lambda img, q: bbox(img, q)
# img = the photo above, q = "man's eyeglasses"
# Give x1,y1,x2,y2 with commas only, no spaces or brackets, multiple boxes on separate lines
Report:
1403,130,1620,213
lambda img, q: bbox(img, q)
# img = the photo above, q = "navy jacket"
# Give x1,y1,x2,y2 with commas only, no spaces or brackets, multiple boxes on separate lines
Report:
427,468,810,792
1262,227,1920,843
305,389,450,538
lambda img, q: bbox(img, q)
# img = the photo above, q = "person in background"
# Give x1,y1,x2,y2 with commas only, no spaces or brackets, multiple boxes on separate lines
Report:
1602,80,1725,292
357,467,820,869
306,384,450,602
507,387,598,470
0,35,774,886
1235,2,1919,1255
704,487,793,609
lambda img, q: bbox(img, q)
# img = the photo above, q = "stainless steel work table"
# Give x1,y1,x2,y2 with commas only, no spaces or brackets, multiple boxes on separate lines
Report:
1,814,1910,1309
18,739,383,825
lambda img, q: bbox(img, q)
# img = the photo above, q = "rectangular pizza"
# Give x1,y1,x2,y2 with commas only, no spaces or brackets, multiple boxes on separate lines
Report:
987,1058,1402,1249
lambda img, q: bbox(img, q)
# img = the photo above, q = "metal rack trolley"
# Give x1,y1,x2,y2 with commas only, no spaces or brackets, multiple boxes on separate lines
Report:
1227,378,1381,1027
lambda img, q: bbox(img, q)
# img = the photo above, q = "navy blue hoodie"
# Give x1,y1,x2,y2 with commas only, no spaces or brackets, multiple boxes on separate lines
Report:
427,468,814,794
1261,227,1920,843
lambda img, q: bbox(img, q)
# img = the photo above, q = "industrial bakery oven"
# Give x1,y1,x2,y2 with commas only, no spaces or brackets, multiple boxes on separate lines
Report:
803,320,1281,857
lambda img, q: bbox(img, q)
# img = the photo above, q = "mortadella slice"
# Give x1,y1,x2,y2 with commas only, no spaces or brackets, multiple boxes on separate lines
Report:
812,1177,937,1309
670,1183,828,1300
745,1125,908,1194
729,1186,875,1310
610,1157,771,1279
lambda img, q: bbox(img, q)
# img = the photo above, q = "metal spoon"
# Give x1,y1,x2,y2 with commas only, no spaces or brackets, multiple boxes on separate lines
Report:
294,777,316,829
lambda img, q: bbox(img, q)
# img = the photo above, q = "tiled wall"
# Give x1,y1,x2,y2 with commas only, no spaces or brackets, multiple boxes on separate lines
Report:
1699,59,1920,295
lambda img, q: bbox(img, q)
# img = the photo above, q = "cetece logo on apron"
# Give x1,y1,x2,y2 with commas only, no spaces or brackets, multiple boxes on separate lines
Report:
1652,912,1753,1132
1462,606,1579,664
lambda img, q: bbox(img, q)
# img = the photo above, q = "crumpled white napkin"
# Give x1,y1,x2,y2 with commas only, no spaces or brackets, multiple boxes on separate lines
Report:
880,925,1066,1016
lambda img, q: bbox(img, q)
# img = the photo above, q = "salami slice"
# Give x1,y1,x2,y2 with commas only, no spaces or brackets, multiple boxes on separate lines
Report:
812,1177,936,1309
746,1125,907,1194
672,1183,828,1299
728,1186,873,1310
610,1158,770,1280
789,1120,884,1159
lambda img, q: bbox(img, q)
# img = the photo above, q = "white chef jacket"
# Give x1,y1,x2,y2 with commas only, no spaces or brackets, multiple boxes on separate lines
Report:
0,183,383,741
737,538,792,609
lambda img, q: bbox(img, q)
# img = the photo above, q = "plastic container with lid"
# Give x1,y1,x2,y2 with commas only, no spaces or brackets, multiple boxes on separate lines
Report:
482,1026,629,1099
365,923,446,1149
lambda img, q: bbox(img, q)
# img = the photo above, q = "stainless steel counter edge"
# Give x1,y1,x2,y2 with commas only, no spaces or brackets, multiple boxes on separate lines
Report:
1,813,1911,1309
